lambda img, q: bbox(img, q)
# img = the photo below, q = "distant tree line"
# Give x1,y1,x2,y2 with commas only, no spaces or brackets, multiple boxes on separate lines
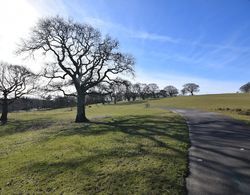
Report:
0,76,200,115
0,96,76,112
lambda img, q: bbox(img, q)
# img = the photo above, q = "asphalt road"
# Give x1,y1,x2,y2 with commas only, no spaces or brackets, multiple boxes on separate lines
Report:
170,109,250,195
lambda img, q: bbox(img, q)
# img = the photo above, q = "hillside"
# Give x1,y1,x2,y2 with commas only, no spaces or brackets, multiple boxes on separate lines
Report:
150,93,250,123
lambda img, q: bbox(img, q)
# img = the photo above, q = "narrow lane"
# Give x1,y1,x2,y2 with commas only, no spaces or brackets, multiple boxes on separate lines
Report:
171,109,250,195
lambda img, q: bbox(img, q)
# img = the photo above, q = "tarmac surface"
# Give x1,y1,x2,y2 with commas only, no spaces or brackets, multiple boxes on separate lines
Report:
170,109,250,195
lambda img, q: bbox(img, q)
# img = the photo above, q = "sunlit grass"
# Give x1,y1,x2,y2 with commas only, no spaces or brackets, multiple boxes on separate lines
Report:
0,102,189,194
150,93,250,123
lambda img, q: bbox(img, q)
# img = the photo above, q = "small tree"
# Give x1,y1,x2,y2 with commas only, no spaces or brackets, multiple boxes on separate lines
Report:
159,90,168,97
141,84,151,99
181,88,187,96
182,83,199,96
0,62,37,123
123,80,133,101
109,78,126,104
239,82,250,93
148,83,159,98
132,83,142,99
18,16,135,123
130,83,141,101
93,84,111,104
164,85,178,97
138,83,148,100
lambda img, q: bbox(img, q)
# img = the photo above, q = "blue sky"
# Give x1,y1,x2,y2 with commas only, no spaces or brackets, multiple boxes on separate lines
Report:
1,0,250,93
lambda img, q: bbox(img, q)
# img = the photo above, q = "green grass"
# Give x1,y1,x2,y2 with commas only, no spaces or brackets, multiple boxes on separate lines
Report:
150,93,250,123
0,103,189,194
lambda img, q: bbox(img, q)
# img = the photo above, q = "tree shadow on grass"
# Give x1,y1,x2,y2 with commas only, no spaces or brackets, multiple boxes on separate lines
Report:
0,114,189,156
18,143,186,194
11,114,189,194
0,118,54,137
46,114,189,153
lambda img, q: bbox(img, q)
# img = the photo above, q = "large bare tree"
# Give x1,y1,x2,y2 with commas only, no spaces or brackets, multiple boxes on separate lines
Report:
0,62,37,123
18,16,135,122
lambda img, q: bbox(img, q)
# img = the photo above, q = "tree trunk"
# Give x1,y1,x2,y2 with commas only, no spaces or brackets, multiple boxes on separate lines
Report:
75,92,89,123
191,91,194,96
0,95,8,124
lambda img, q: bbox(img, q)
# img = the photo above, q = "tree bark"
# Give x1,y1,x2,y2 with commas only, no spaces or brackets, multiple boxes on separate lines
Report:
75,92,89,123
0,94,8,124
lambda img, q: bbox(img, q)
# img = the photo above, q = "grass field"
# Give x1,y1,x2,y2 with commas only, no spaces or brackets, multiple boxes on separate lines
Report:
150,93,250,123
0,103,189,194
2,93,246,194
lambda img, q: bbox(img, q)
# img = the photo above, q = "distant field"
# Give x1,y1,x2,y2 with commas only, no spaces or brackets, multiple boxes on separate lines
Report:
150,93,250,123
0,103,189,194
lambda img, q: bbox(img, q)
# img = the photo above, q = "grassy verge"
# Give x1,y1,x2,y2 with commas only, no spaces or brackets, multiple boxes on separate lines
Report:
0,103,189,194
150,93,250,123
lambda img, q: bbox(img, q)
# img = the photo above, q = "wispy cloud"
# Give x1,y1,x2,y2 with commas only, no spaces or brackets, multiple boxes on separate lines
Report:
129,31,180,43
0,0,248,94
28,0,250,56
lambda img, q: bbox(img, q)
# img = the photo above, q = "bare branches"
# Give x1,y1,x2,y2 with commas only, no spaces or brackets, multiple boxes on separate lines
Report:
182,83,200,96
0,62,38,104
17,16,135,122
164,85,179,97
18,16,135,97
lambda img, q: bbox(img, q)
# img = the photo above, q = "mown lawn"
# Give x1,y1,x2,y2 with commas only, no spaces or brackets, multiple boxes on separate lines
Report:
150,93,250,123
0,103,189,194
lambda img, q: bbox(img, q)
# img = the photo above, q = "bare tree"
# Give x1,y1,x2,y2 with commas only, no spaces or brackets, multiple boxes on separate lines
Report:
163,85,178,97
109,78,126,104
0,62,37,123
182,83,199,96
123,80,133,101
159,89,168,97
132,83,141,99
130,83,141,101
138,83,147,100
148,83,159,98
239,82,250,93
180,88,187,96
141,84,150,99
86,83,111,104
18,16,135,122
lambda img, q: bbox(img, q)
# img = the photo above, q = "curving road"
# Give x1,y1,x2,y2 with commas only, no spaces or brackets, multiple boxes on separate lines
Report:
170,109,250,195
